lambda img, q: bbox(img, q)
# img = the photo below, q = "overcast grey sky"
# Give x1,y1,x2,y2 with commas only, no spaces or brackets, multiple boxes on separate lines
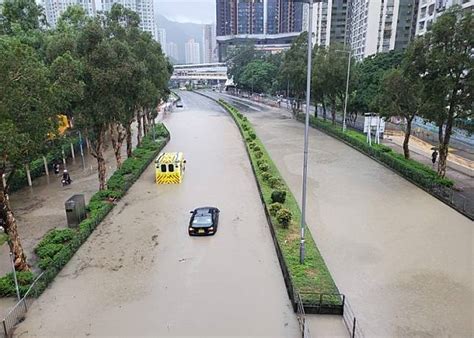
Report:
155,0,215,24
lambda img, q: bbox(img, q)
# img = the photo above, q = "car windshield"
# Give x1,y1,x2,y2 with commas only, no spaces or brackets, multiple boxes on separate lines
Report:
192,215,212,227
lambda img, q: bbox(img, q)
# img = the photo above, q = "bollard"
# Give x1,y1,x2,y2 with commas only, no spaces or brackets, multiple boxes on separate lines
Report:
25,164,32,187
43,156,49,176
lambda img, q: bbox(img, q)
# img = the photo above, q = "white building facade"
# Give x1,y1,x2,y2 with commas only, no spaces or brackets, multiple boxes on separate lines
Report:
43,0,157,40
157,28,167,51
185,39,201,64
167,42,179,61
415,0,473,35
202,24,216,63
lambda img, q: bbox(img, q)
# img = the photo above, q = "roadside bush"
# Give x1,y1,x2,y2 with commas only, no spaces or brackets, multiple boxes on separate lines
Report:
248,132,256,140
269,202,283,216
258,162,269,172
254,151,263,159
248,142,256,150
269,176,282,188
276,208,292,228
271,190,286,203
0,272,35,297
242,124,250,131
261,172,272,181
236,112,243,119
252,145,261,152
257,159,266,167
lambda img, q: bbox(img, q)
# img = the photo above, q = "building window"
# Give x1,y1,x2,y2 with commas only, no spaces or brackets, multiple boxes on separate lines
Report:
418,20,425,30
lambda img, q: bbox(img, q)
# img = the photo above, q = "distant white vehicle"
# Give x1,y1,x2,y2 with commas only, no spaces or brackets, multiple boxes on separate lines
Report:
179,87,186,90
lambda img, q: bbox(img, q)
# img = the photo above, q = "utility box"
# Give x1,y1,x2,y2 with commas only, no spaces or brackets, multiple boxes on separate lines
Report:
65,194,86,227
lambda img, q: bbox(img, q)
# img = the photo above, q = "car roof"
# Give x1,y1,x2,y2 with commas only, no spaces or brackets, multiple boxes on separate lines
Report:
194,207,215,214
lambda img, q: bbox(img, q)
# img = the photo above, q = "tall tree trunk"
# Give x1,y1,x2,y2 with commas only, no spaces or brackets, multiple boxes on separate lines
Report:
0,174,29,271
89,127,107,190
437,116,453,178
403,115,414,159
331,100,336,124
322,100,327,120
142,113,147,137
126,124,133,158
109,123,125,168
136,110,142,147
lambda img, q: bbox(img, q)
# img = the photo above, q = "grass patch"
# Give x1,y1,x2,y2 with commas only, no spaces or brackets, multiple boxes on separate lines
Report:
218,99,339,304
0,233,8,246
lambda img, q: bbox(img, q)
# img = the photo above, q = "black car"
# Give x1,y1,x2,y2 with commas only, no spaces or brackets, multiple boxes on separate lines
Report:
188,207,220,236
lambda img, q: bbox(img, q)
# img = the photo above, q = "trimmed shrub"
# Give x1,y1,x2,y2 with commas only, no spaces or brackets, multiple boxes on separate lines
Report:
257,159,266,167
269,202,283,216
261,172,272,181
248,142,256,150
268,176,282,188
276,208,292,228
254,151,263,159
248,132,256,140
271,190,286,203
252,145,261,152
258,162,269,172
0,272,35,297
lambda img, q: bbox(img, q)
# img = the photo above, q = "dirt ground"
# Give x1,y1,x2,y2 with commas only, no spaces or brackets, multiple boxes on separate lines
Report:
207,91,473,337
14,92,300,337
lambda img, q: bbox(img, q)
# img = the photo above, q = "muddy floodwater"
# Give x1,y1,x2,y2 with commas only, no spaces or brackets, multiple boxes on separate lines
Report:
207,91,474,337
15,92,299,337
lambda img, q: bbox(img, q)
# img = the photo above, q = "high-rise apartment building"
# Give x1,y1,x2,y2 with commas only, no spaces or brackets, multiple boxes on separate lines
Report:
43,0,157,41
44,0,97,28
167,42,179,61
216,0,305,60
305,0,350,47
415,0,473,35
185,39,201,64
203,24,216,63
157,28,167,51
102,0,157,40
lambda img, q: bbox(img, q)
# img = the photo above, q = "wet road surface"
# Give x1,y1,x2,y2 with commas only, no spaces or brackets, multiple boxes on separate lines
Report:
15,91,299,337
206,91,474,337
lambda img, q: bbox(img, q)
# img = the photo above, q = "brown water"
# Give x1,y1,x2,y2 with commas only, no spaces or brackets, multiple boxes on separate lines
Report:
14,92,300,337
208,91,474,337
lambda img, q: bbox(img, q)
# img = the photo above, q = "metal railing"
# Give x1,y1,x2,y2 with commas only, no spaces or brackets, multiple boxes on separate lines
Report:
342,299,364,338
295,292,312,338
1,272,44,337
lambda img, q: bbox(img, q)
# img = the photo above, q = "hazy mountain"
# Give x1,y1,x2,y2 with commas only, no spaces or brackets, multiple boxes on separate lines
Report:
156,14,206,64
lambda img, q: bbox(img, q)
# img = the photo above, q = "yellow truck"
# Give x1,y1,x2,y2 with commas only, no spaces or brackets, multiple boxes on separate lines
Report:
155,152,186,184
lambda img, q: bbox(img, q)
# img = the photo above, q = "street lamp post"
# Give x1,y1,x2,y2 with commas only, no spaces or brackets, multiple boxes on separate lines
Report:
335,49,352,132
295,0,316,264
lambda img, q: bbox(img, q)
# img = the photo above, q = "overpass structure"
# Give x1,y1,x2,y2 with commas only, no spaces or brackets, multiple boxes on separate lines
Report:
171,63,228,82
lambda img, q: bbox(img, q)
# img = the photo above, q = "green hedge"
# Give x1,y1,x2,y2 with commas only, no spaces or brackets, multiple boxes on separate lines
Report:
8,136,81,193
218,99,339,304
0,124,170,298
298,115,454,188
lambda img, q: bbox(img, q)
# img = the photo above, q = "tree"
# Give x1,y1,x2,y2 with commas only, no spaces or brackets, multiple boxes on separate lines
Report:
240,60,277,93
373,69,428,159
404,7,473,177
0,0,44,35
227,44,262,86
0,37,57,271
281,32,308,114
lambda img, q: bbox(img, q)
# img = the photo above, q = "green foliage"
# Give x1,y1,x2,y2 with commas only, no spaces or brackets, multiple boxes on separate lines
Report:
240,60,278,93
268,176,282,188
258,162,269,172
248,132,256,140
252,144,261,152
269,202,283,216
248,141,256,149
0,271,35,297
276,208,292,228
271,190,286,204
261,172,272,181
218,99,339,303
254,151,263,159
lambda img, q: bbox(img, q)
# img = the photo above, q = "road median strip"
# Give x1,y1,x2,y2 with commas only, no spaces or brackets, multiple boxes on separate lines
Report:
0,124,170,297
214,97,341,313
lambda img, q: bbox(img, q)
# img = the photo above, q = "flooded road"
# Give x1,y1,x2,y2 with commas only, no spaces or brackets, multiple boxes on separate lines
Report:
15,91,299,337
207,91,474,337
